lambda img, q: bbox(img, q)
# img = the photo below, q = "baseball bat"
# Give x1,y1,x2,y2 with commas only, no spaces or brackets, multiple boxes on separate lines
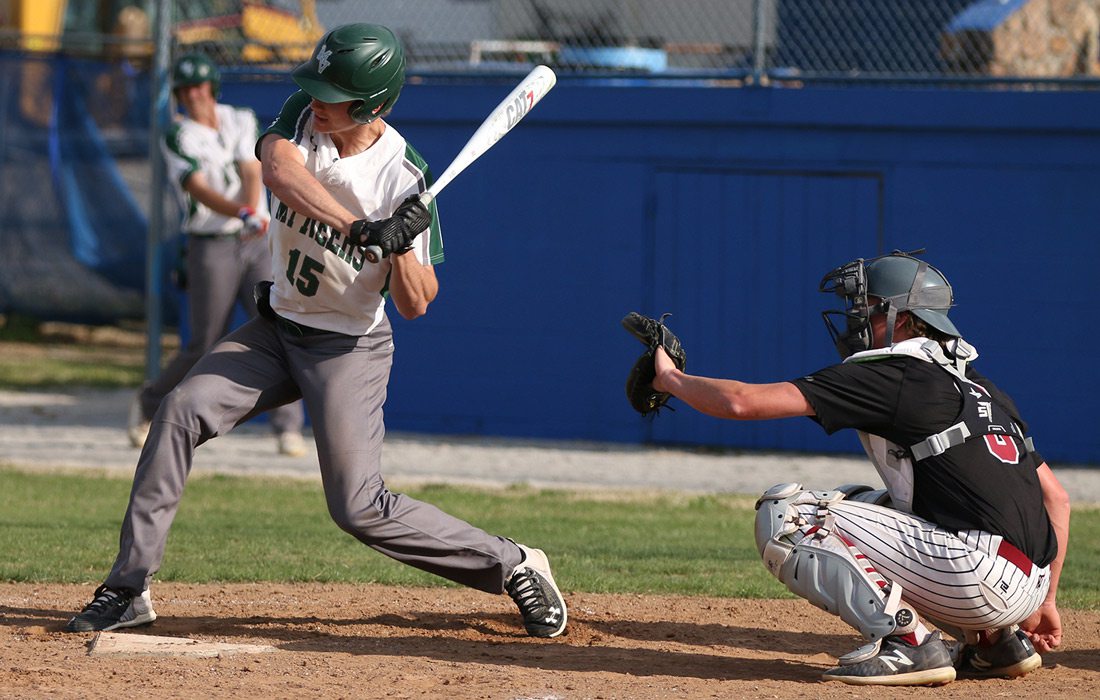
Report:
365,65,557,263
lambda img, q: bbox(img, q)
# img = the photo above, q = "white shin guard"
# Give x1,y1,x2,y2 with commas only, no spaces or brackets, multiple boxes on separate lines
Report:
754,483,918,646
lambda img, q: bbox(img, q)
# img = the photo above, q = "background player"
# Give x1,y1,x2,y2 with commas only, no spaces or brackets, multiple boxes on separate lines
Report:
64,24,567,640
646,251,1068,686
129,52,306,457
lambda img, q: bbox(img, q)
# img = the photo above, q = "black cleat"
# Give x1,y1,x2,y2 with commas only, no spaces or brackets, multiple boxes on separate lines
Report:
505,545,567,638
64,584,157,632
959,625,1042,678
823,631,956,686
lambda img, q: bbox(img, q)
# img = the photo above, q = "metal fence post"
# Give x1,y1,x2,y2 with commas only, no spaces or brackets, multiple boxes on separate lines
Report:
145,0,171,380
752,0,766,85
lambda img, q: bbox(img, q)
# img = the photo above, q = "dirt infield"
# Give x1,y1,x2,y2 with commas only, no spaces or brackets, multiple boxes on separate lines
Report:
2,582,1098,699
3,337,1099,698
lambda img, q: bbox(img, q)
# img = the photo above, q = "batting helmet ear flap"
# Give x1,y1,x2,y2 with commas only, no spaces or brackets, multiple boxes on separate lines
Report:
346,92,400,124
347,100,372,124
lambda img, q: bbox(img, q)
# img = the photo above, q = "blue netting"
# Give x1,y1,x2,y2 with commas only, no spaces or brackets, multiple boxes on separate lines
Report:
0,51,154,323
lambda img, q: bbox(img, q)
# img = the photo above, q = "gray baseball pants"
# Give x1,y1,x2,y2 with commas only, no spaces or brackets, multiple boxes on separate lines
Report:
106,314,522,594
138,234,302,435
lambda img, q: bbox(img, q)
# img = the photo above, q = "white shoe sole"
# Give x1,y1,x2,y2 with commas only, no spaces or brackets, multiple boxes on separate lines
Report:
824,666,956,686
111,590,158,630
968,651,1042,678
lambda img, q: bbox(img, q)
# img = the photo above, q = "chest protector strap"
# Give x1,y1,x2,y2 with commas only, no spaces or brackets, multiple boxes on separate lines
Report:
847,338,1035,463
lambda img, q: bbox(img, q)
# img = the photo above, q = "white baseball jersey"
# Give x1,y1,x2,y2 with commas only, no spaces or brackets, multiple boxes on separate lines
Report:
260,91,444,336
163,103,269,235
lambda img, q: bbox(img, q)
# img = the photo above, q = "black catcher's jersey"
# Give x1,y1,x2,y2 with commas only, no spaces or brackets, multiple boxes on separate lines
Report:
792,357,1057,567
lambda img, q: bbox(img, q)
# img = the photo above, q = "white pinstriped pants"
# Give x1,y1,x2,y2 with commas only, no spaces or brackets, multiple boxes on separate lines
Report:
793,500,1049,633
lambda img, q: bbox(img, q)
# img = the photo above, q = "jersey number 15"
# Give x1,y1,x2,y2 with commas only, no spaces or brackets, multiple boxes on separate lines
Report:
286,249,323,297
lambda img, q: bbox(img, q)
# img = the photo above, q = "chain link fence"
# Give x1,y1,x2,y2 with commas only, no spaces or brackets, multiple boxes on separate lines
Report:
3,1,1098,85
201,0,1100,85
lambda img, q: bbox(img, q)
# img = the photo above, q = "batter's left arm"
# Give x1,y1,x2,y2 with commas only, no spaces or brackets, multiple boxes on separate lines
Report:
259,134,358,235
1020,462,1069,653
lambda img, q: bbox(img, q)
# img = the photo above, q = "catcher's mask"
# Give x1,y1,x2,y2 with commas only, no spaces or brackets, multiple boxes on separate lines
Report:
819,250,959,359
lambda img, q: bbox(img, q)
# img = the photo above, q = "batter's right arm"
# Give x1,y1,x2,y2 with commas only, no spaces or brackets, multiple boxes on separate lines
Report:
258,134,357,235
388,252,438,320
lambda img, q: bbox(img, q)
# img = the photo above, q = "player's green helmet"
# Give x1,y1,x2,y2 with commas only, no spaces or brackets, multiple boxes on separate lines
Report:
819,250,958,358
292,23,406,124
172,53,220,95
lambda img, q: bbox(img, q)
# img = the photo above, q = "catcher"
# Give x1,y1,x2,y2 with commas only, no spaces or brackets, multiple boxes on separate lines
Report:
623,251,1068,687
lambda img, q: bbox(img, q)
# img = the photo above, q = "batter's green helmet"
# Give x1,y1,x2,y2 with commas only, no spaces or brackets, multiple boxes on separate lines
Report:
292,23,406,124
172,53,220,95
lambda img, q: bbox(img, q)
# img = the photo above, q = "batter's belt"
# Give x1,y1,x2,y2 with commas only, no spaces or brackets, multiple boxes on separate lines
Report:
253,281,331,337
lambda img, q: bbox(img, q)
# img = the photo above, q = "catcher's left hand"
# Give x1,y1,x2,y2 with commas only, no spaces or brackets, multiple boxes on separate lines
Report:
622,312,687,416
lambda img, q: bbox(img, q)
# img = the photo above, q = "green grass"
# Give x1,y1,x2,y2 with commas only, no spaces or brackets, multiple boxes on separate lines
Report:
0,316,149,389
1,468,1096,609
0,354,144,388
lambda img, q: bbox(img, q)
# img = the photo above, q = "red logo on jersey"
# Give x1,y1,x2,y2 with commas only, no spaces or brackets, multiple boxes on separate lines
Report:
985,434,1020,464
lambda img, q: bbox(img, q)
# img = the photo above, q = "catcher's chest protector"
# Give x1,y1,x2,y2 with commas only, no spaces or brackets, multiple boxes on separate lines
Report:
921,377,1032,465
846,339,1034,510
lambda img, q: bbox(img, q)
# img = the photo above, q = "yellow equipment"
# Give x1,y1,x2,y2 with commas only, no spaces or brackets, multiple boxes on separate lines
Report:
0,0,323,64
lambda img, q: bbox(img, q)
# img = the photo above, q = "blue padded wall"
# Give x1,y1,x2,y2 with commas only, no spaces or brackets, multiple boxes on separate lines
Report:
224,76,1100,464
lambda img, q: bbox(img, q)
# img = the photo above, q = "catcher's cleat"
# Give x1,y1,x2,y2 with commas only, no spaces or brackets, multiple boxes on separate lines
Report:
822,631,956,686
958,625,1042,678
127,394,151,449
64,585,157,632
277,431,308,457
506,545,568,638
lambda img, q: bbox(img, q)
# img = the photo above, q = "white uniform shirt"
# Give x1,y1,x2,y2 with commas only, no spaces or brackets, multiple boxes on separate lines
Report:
261,91,443,336
163,103,269,235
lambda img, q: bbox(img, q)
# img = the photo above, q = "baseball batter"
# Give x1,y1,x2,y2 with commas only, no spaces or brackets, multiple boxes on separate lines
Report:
65,24,567,639
643,251,1068,686
129,53,306,457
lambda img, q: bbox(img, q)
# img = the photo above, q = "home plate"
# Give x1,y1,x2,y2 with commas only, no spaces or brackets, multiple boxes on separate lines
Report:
89,631,277,658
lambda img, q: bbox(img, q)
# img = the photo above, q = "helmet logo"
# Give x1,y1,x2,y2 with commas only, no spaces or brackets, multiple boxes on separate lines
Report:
316,43,333,73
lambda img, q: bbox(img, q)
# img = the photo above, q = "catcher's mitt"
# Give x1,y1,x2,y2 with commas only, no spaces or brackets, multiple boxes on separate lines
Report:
622,312,687,416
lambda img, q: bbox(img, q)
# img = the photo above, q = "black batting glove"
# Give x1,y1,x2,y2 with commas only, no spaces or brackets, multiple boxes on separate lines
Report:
393,194,432,235
348,195,431,258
